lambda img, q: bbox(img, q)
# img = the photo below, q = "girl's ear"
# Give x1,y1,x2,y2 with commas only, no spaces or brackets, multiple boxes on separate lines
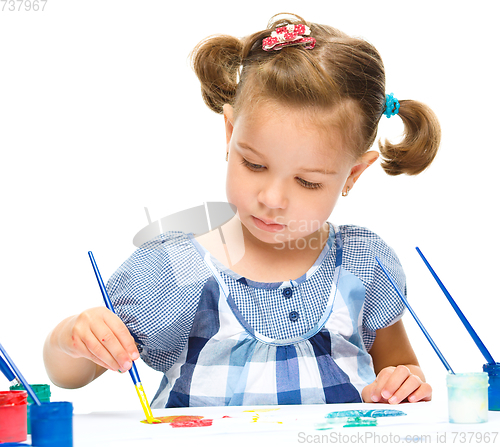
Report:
345,151,379,191
223,104,235,146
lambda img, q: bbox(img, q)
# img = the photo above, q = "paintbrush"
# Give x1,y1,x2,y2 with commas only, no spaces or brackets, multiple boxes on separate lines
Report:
0,354,20,387
0,342,42,405
416,247,496,365
88,251,160,424
375,257,455,374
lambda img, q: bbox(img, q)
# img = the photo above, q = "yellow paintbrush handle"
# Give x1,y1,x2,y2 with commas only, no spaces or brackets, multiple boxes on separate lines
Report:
134,382,158,423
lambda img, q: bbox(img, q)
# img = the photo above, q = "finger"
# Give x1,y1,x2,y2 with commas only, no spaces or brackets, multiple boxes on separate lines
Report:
63,324,115,369
87,350,119,372
71,331,118,372
387,374,423,404
81,330,122,372
103,312,140,360
407,382,432,403
362,381,377,403
380,365,411,401
91,323,134,372
371,367,395,402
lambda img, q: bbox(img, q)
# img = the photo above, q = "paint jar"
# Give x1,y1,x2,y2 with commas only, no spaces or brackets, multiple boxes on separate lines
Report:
30,401,73,447
0,390,27,443
483,362,500,411
10,383,51,434
0,444,29,446
447,372,488,423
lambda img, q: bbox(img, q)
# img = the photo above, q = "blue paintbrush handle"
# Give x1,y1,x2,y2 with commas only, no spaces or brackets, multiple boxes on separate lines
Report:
129,362,140,384
88,251,116,313
416,247,495,365
0,343,41,405
375,257,455,374
0,354,16,382
88,251,141,385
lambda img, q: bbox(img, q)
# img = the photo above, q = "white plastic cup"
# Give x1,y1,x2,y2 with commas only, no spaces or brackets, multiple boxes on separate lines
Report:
447,372,488,423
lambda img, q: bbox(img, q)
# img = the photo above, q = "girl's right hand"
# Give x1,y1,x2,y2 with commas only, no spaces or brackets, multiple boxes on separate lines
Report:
58,307,140,373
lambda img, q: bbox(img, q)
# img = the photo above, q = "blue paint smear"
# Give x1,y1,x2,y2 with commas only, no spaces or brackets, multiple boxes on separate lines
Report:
325,409,406,418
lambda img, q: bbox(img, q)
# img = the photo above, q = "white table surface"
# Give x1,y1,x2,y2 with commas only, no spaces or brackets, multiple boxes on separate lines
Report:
18,397,500,446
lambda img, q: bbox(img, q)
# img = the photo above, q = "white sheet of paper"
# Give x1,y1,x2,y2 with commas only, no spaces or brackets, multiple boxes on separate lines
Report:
62,399,500,446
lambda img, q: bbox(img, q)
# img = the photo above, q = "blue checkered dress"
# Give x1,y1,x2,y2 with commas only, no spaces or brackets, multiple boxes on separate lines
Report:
107,223,406,408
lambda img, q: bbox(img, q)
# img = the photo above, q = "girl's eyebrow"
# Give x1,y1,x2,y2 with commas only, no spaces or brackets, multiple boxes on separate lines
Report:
239,143,337,175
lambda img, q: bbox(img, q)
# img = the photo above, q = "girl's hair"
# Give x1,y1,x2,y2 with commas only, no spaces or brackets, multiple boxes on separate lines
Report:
190,13,440,175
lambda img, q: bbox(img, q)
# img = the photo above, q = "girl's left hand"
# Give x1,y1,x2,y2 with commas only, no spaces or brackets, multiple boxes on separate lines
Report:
362,365,432,404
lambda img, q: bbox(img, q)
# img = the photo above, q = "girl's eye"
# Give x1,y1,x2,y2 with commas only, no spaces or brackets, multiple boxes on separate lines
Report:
297,178,323,190
240,158,323,190
240,159,264,171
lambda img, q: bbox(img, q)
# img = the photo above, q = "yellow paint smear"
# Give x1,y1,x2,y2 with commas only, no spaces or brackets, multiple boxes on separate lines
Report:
243,408,282,424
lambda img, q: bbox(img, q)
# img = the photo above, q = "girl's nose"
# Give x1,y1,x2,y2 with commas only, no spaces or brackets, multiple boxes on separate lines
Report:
257,178,288,209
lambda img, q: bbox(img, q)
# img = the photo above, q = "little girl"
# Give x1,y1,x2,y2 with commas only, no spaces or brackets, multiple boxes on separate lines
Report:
44,14,440,407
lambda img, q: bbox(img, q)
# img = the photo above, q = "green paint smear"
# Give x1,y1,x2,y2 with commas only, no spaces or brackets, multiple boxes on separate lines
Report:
315,421,340,430
343,417,377,427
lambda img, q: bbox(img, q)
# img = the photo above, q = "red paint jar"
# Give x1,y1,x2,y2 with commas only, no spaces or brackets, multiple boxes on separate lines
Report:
0,390,28,443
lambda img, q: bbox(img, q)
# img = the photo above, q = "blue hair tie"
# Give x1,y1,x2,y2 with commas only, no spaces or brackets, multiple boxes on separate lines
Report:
384,93,400,118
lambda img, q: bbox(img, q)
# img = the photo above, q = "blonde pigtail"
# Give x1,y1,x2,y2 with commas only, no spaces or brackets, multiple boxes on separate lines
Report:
190,35,244,114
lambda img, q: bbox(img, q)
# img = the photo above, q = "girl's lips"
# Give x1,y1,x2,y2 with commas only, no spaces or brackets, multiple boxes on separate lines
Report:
252,216,286,232
258,217,280,225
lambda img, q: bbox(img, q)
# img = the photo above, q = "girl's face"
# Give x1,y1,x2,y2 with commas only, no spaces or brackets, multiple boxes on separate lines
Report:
224,102,377,251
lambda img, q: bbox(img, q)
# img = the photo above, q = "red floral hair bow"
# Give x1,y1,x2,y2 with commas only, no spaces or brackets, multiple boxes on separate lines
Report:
262,24,316,51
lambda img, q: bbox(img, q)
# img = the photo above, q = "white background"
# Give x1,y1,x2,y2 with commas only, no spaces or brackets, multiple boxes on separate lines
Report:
0,0,498,413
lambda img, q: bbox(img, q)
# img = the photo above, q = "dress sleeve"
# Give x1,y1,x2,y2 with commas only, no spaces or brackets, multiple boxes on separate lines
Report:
363,239,406,332
340,226,406,351
105,231,211,373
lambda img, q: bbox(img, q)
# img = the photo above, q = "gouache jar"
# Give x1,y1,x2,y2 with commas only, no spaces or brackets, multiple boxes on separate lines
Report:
483,362,500,411
10,383,51,433
30,401,73,447
0,390,28,443
447,372,488,423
